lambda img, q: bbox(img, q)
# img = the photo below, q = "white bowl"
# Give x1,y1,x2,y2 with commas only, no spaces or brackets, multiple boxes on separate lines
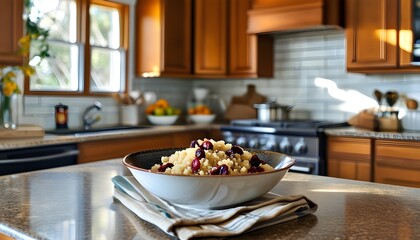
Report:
189,114,216,124
402,110,420,131
123,148,295,209
147,115,178,125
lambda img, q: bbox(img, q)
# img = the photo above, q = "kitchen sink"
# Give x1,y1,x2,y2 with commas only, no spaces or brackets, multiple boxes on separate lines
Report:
46,125,150,136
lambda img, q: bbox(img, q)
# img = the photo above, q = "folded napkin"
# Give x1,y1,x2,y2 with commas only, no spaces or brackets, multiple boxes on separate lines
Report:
112,175,317,240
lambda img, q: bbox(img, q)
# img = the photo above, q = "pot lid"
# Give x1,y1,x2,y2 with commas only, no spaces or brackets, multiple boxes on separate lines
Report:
253,98,293,110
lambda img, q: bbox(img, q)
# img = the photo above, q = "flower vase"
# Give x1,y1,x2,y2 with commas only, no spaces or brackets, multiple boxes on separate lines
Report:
0,93,18,129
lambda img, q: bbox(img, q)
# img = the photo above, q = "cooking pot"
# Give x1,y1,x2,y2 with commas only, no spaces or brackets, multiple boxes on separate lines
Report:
254,100,293,122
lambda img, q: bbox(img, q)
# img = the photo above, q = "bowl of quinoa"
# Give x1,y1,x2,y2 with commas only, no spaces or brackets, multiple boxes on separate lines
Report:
123,139,295,209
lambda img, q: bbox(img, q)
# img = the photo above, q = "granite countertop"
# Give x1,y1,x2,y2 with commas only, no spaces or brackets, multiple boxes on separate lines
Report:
0,159,419,239
3,124,420,151
326,126,420,141
0,124,221,150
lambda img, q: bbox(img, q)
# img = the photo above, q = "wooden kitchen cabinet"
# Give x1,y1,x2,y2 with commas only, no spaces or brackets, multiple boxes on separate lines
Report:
194,0,272,78
327,136,372,181
345,0,420,72
0,0,24,66
194,0,227,75
374,140,420,188
346,0,399,70
135,0,272,78
78,130,208,163
135,0,192,77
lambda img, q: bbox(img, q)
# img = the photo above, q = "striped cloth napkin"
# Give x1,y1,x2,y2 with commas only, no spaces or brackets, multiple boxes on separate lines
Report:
112,175,317,240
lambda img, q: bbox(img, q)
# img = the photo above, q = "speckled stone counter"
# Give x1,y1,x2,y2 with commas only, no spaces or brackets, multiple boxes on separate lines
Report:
326,126,420,141
0,124,221,150
0,159,419,239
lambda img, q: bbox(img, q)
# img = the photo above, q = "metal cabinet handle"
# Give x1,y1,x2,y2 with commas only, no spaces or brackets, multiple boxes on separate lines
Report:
0,150,79,164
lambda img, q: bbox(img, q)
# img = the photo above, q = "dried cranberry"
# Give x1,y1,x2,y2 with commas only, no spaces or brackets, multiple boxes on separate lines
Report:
209,166,219,175
195,148,205,159
226,149,234,158
191,157,201,173
201,141,213,150
257,166,265,172
231,146,244,155
219,164,229,175
190,140,199,148
248,166,258,173
250,155,262,167
157,163,174,172
209,164,229,175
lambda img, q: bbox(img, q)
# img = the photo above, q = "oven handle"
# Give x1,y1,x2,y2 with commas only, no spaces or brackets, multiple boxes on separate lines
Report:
0,150,79,164
290,165,313,174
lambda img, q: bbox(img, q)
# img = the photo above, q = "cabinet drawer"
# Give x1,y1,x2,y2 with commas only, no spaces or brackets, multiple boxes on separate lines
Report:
375,140,420,169
374,140,420,187
327,137,372,181
328,137,371,161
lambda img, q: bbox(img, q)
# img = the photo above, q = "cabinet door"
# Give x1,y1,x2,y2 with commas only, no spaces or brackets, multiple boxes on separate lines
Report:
162,0,192,75
135,0,191,77
229,0,256,77
399,0,413,67
346,0,398,69
375,140,420,188
0,0,24,66
327,137,372,181
194,0,227,75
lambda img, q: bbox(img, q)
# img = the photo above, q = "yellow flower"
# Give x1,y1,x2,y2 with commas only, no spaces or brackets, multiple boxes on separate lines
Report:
22,65,36,77
2,81,17,97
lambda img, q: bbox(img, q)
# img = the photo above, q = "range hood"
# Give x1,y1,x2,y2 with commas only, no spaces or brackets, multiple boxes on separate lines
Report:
247,0,344,34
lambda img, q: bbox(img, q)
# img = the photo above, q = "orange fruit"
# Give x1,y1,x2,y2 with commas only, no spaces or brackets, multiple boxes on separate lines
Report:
155,99,169,108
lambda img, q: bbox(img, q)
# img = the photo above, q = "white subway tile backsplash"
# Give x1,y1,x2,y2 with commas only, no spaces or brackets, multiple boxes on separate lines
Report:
20,29,420,127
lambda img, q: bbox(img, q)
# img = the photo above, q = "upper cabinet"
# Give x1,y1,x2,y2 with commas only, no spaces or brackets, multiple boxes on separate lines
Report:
346,0,399,70
135,0,192,77
135,0,273,79
0,0,24,66
194,0,227,76
346,0,420,73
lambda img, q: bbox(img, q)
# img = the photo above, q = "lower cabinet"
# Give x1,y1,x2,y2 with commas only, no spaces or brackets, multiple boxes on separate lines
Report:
78,130,208,163
327,136,420,188
327,137,372,181
375,140,420,188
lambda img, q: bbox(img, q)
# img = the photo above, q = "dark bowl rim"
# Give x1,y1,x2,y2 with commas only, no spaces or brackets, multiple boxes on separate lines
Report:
122,147,296,178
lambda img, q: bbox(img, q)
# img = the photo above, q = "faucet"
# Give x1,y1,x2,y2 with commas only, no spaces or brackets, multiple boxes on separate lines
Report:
82,101,102,130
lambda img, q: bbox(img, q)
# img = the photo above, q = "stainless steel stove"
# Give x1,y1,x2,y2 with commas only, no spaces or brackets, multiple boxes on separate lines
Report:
220,119,348,175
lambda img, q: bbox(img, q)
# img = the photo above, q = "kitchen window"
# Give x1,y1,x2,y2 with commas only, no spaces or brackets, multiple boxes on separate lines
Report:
25,0,129,96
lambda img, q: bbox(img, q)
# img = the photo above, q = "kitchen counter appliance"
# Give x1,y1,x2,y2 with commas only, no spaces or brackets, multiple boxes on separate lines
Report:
221,119,348,175
0,144,78,175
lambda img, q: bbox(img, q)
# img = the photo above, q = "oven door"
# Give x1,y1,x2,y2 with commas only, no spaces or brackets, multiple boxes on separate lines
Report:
289,156,319,175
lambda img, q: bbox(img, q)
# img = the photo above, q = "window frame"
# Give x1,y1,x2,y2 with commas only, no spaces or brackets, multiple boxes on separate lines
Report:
23,0,130,97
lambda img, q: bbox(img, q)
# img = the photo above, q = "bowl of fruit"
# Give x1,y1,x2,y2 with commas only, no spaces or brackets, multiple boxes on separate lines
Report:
146,99,181,125
188,104,216,124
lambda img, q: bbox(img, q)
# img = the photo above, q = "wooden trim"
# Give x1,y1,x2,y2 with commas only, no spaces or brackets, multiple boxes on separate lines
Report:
399,0,412,67
0,0,24,66
25,0,130,96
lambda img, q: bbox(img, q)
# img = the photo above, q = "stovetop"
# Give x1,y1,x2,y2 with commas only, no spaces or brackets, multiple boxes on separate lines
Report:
221,119,348,136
